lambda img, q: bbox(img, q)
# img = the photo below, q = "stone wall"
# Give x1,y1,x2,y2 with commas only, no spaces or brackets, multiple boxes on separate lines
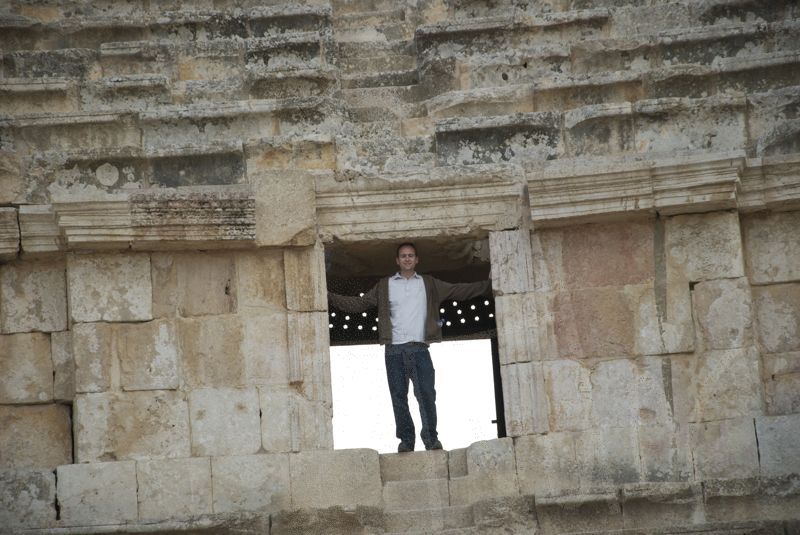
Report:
1,0,800,533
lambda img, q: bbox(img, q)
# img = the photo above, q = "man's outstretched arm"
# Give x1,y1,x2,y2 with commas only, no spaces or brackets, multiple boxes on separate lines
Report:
327,285,379,313
434,278,491,302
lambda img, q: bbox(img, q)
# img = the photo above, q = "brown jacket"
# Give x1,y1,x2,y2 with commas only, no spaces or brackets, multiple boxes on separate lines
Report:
327,274,491,345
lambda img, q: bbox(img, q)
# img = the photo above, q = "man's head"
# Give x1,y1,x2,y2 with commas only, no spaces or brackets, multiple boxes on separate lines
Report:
396,242,419,276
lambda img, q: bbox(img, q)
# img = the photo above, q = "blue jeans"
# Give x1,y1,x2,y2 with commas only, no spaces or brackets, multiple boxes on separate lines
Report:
385,343,438,449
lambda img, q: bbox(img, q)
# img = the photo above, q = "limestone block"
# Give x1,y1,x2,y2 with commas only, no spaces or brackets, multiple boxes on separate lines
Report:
380,450,448,482
542,359,592,432
692,277,753,351
290,449,382,509
756,414,800,477
0,259,67,333
252,170,316,247
620,482,703,530
500,361,549,436
632,279,695,356
57,461,137,527
74,390,190,463
753,283,800,354
211,453,291,514
635,356,674,426
690,418,759,479
530,230,564,293
762,352,800,415
151,252,237,318
575,426,641,487
0,469,55,529
235,249,286,313
288,311,332,403
550,287,636,359
672,347,763,423
137,457,212,522
0,405,71,470
0,332,53,403
489,229,535,295
284,241,327,312
665,211,744,282
450,438,520,506
259,386,333,452
742,211,800,284
383,478,449,511
495,293,541,364
50,331,74,402
0,207,20,261
71,322,115,394
465,437,516,475
536,493,623,534
67,253,153,322
0,153,23,203
589,358,640,428
242,312,290,385
118,319,179,391
703,476,800,525
189,387,261,456
638,423,693,482
516,432,580,497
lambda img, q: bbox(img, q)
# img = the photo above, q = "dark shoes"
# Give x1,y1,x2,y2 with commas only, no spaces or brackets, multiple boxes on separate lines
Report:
397,442,414,453
425,440,443,451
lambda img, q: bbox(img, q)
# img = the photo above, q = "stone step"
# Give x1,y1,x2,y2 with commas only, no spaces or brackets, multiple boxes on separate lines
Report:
383,478,450,511
333,8,406,30
337,39,415,58
385,528,480,535
341,68,419,89
335,21,414,43
380,450,449,482
384,505,474,533
339,54,417,74
331,0,399,16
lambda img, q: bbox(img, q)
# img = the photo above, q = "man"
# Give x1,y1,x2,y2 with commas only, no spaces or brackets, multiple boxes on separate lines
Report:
328,242,491,453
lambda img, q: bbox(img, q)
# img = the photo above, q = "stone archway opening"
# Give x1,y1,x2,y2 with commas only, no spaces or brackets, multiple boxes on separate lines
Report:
324,237,504,452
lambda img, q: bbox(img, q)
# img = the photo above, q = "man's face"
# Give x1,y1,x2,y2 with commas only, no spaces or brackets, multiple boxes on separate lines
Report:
396,246,419,272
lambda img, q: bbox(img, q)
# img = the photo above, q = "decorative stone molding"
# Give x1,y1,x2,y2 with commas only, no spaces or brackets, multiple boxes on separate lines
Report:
0,208,20,261
739,154,800,212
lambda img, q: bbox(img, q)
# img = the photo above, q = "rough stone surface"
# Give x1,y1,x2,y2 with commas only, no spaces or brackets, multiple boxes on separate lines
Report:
235,249,286,314
212,453,291,514
753,283,800,355
0,469,55,529
287,311,332,403
665,211,745,282
0,331,52,403
151,252,237,318
259,386,333,453
188,387,261,457
290,449,382,509
742,211,800,285
57,461,138,527
762,351,800,415
71,322,115,394
74,390,190,462
690,418,760,480
489,229,536,295
0,259,67,334
284,241,328,312
0,404,71,470
692,277,754,351
252,169,316,247
756,414,800,478
118,319,180,391
50,330,74,402
137,457,213,521
67,253,153,323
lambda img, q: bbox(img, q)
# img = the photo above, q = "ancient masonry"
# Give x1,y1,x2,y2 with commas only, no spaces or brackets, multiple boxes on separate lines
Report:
1,0,800,533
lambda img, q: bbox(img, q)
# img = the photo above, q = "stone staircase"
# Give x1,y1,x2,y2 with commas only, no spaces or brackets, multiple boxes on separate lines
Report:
380,450,478,534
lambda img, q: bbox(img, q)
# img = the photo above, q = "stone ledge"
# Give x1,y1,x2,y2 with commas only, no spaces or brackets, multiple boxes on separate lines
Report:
0,208,20,261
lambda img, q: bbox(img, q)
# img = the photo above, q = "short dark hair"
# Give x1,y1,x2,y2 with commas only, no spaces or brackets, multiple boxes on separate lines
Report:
396,242,417,258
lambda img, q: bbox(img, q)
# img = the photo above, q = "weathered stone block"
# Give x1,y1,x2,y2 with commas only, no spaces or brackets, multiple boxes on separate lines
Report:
380,450,448,482
762,352,800,415
290,449,382,509
259,386,333,453
57,461,138,527
259,386,293,452
0,469,55,529
71,322,115,394
50,331,74,402
536,492,623,534
0,207,19,261
212,453,291,514
151,252,237,318
690,418,759,480
495,293,541,364
189,387,261,457
252,170,316,247
703,476,800,524
501,360,549,436
0,152,23,204
665,211,745,282
590,358,640,428
516,432,581,497
383,478,449,511
67,253,153,322
576,426,641,487
489,229,535,295
0,259,67,334
137,457,212,521
284,241,327,312
638,423,693,483
450,438,520,506
118,319,179,391
550,287,636,359
0,404,71,470
542,358,592,432
288,311,331,403
753,283,800,354
620,482,703,529
0,331,52,403
672,347,763,423
756,414,800,477
74,390,190,463
742,211,800,284
235,249,286,313
692,277,753,351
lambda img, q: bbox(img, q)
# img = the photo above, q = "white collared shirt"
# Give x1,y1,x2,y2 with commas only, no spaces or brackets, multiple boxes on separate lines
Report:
388,272,427,344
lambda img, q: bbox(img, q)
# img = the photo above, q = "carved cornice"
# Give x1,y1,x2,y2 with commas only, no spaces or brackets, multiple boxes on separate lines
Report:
0,208,20,261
